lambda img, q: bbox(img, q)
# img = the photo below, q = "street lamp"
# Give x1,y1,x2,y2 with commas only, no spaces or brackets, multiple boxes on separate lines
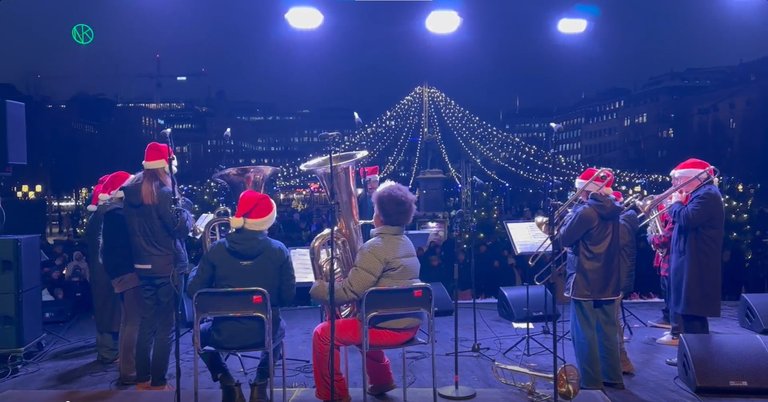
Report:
425,10,462,34
285,6,324,30
557,18,588,34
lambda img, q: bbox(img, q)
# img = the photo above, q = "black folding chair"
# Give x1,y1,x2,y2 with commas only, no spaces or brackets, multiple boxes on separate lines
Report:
360,283,437,402
192,288,287,402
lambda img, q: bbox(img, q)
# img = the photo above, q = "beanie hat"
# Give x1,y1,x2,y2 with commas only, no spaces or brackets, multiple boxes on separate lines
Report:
574,167,614,194
229,190,277,231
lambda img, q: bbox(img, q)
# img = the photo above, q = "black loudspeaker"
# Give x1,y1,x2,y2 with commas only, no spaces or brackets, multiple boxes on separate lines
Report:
738,293,768,334
497,285,560,323
678,334,768,394
0,99,27,166
428,282,454,317
0,235,42,350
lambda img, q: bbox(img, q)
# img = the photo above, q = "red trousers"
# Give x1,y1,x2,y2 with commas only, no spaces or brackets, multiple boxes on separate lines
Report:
312,318,418,400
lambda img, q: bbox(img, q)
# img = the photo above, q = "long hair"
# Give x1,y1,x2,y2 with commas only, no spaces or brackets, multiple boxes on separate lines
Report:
141,168,172,205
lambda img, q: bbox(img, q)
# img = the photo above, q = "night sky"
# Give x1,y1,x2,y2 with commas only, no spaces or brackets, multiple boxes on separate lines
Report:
2,0,768,117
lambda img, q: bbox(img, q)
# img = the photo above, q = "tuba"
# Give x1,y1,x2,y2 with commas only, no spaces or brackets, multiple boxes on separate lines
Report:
300,150,368,318
202,165,280,251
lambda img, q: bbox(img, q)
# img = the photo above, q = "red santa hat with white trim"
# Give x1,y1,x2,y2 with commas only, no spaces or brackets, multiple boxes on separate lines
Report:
611,191,624,203
229,190,277,231
99,171,134,201
142,142,178,171
669,158,715,179
359,166,380,182
574,167,615,194
87,174,111,212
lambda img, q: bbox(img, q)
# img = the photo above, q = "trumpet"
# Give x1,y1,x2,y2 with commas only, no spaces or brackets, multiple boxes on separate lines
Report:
636,167,719,228
492,361,580,401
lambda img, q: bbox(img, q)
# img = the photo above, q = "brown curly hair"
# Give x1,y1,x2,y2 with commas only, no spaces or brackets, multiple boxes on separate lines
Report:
372,182,417,226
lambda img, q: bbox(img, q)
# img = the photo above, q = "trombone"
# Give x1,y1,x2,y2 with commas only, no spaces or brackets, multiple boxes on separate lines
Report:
492,361,580,401
636,167,719,228
527,168,613,282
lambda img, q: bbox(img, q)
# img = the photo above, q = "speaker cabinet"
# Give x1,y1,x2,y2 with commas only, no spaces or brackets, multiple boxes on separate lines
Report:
0,99,27,166
428,282,454,317
739,293,768,334
497,285,559,323
678,334,768,394
0,235,42,350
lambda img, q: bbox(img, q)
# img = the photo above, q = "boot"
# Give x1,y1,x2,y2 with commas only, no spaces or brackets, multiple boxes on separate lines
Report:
249,379,269,402
221,382,246,402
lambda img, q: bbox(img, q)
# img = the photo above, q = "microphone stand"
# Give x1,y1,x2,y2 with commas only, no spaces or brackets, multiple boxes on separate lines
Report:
320,132,338,402
548,124,559,402
163,129,183,402
438,161,477,400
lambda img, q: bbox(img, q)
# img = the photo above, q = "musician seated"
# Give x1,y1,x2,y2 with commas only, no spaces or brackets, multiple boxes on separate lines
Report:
187,190,296,402
310,181,420,402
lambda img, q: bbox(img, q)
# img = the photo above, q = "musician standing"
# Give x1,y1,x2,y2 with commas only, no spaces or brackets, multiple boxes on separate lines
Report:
188,190,296,402
613,191,638,375
649,208,680,346
557,168,624,390
358,166,380,241
664,158,724,366
123,142,194,390
310,182,420,402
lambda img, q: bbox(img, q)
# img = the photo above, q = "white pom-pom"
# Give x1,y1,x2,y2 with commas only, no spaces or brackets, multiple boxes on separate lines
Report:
229,216,245,229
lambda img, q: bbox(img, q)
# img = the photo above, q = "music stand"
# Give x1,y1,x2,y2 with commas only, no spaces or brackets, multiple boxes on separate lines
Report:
501,221,560,359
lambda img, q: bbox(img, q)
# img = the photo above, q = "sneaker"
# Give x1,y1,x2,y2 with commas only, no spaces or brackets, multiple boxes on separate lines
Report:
136,381,151,390
648,320,672,329
665,358,678,367
656,334,679,346
368,382,397,396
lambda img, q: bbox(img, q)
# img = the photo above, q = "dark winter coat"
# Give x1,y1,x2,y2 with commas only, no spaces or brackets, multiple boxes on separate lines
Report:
558,193,622,300
187,229,296,349
667,183,724,317
618,210,639,296
101,200,140,293
85,206,121,333
122,180,193,277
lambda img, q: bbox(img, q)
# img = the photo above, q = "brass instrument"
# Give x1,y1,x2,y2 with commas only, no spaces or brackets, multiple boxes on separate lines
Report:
202,166,280,251
492,361,580,401
636,167,719,228
528,168,613,284
300,150,368,318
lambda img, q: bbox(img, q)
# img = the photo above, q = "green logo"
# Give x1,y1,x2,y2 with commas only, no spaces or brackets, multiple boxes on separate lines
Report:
71,24,94,45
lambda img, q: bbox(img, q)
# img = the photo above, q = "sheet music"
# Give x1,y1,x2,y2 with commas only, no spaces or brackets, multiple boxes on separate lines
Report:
289,247,316,285
504,221,552,255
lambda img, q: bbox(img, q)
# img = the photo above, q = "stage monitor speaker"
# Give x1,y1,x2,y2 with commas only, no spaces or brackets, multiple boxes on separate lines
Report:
738,293,768,334
428,282,454,317
0,99,27,166
678,334,768,394
497,285,559,323
0,235,42,350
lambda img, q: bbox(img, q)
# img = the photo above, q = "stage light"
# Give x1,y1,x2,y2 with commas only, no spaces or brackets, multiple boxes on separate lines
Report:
285,6,324,30
557,18,588,34
425,10,462,34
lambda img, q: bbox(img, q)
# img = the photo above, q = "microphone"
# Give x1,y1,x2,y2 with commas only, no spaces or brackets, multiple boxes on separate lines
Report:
318,131,340,141
160,128,172,138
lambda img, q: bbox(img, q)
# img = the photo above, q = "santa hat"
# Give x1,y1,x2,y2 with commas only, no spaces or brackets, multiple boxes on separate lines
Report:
87,184,104,212
142,142,177,170
574,167,614,194
670,158,715,179
99,171,134,201
360,166,380,182
229,190,277,231
611,191,624,203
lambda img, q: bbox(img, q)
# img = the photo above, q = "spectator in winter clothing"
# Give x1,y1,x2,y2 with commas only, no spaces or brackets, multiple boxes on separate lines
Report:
188,190,296,402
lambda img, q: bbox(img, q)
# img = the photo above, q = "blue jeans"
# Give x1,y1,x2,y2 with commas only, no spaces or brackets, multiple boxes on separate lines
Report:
135,277,176,386
571,299,623,389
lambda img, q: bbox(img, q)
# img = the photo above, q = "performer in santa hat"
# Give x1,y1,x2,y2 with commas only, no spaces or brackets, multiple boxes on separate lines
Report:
358,166,380,241
663,158,724,367
188,190,296,402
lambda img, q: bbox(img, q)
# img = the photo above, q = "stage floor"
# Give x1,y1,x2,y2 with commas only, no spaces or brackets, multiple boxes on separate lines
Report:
0,300,765,401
